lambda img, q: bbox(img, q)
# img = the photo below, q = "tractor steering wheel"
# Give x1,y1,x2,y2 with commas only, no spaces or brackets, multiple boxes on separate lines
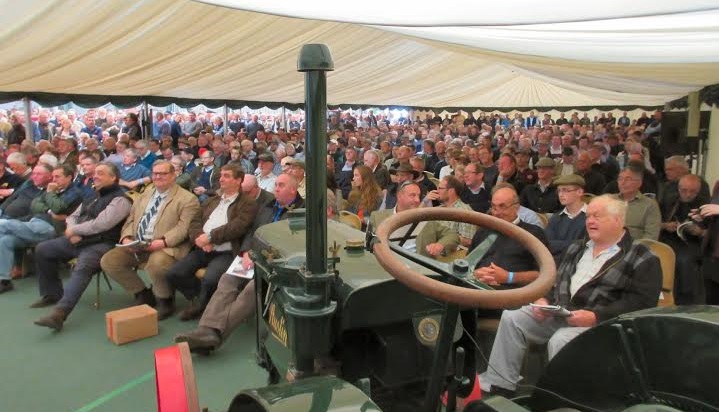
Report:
372,208,556,309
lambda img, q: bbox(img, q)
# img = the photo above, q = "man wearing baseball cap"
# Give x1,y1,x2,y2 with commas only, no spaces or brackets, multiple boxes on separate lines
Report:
545,174,587,260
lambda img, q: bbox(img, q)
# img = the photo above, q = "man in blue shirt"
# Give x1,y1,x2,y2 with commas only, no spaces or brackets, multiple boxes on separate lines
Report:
80,116,103,141
118,148,151,192
135,140,157,170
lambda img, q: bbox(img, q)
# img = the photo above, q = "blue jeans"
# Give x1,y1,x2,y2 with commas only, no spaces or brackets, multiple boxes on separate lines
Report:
0,218,56,279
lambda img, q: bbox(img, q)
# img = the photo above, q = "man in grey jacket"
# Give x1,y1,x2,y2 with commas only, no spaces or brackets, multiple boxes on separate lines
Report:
33,162,132,331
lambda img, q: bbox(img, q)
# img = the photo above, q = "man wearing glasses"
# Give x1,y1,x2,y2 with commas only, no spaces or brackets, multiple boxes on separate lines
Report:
471,184,549,287
613,164,661,240
101,160,200,315
460,162,490,213
545,175,587,260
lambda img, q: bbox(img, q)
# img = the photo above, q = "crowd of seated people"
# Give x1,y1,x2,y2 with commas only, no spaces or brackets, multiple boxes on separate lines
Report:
0,105,716,371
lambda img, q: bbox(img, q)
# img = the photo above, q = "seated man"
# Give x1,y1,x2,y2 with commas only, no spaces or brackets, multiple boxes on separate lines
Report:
471,185,548,287
0,157,24,204
170,155,191,190
174,173,300,353
165,164,259,321
480,195,662,397
659,174,707,304
100,160,199,314
427,175,476,247
190,150,220,203
370,181,459,259
520,157,560,214
545,175,587,260
614,163,661,240
33,162,132,330
74,154,98,198
118,148,151,191
0,164,82,293
255,153,277,194
460,162,490,213
381,164,419,210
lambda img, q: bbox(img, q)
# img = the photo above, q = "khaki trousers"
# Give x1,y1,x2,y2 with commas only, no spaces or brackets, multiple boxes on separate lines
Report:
100,247,177,298
199,273,255,339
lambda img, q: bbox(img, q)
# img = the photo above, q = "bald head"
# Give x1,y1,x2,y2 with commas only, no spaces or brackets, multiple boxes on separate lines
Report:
241,174,260,198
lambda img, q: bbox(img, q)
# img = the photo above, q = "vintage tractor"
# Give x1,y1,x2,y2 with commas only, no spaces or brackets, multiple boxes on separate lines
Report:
156,44,719,412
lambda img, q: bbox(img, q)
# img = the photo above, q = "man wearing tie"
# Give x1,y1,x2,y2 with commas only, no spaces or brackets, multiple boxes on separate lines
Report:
101,160,199,315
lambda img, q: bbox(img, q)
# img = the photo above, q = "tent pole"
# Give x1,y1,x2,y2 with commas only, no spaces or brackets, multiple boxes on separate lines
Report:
23,97,33,142
281,106,287,130
223,104,229,134
143,102,150,140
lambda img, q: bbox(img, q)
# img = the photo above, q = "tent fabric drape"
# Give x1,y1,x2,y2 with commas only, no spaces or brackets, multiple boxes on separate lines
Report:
1,0,718,109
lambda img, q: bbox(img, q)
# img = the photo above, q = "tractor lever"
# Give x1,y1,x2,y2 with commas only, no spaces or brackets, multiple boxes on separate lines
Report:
445,346,467,412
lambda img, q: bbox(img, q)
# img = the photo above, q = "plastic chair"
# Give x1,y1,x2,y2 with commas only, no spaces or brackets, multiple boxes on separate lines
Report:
339,211,362,230
636,239,676,307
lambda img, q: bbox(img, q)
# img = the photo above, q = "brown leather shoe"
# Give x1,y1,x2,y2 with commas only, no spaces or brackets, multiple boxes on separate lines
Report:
34,308,68,331
178,301,204,321
174,327,221,352
30,296,60,308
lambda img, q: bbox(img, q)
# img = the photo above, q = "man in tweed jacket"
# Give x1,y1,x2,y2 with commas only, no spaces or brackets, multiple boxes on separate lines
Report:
479,195,662,397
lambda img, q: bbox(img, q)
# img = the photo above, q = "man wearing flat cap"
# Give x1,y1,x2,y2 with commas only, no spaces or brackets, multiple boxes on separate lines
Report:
555,147,576,176
520,157,561,214
545,174,587,260
255,153,277,194
286,158,306,199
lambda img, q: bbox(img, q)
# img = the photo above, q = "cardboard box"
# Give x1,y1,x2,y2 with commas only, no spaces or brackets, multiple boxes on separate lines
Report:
106,304,158,345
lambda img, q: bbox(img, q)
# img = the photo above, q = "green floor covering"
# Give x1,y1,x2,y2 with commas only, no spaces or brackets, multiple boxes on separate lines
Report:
0,272,267,412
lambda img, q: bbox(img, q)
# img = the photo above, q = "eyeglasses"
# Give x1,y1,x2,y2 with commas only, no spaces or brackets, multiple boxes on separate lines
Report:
152,171,172,176
490,202,518,211
617,177,639,182
437,186,448,191
557,187,579,194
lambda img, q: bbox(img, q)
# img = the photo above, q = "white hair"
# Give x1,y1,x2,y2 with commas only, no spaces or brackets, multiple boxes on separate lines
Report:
38,153,58,168
591,194,627,225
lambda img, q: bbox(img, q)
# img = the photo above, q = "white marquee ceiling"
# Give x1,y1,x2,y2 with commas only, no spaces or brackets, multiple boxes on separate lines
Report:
1,0,718,108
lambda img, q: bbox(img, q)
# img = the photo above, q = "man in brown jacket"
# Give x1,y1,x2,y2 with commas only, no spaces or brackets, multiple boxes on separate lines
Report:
165,163,259,320
100,160,200,316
